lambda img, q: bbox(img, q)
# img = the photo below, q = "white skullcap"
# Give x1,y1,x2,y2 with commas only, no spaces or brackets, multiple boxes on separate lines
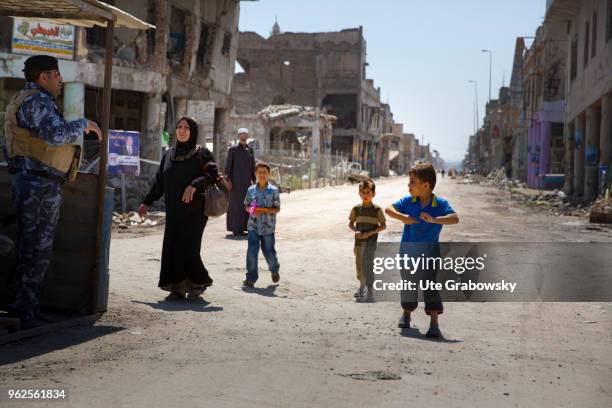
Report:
238,128,249,134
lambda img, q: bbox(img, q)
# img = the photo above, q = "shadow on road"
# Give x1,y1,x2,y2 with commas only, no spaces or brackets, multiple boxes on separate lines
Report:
131,299,224,313
400,327,463,344
241,284,279,297
0,324,123,366
225,233,248,241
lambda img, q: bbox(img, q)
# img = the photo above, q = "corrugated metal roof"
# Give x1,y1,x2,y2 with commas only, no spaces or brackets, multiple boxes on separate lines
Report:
0,0,154,30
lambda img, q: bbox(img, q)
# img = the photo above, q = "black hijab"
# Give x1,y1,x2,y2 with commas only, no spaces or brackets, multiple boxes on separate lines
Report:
173,116,199,158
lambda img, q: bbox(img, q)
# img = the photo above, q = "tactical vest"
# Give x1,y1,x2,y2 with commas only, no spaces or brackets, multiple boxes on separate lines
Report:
5,89,82,181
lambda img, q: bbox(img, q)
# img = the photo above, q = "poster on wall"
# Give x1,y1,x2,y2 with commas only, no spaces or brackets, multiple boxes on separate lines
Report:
11,18,75,60
108,131,140,177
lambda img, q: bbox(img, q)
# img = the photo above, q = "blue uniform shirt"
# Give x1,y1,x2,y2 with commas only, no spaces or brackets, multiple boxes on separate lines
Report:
7,82,87,177
244,183,280,236
392,194,455,243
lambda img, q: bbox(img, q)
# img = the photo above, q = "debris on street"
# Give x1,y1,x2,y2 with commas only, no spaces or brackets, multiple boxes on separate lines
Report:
112,211,166,231
589,199,612,224
459,168,598,218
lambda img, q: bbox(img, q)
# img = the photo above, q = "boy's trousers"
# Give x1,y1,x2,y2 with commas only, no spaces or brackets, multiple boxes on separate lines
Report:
354,240,377,287
246,230,280,283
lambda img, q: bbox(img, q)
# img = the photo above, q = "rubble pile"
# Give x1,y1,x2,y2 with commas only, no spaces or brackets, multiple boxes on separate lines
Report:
458,173,485,184
589,199,612,224
460,168,598,217
480,168,525,190
258,105,337,123
112,211,166,231
507,189,593,216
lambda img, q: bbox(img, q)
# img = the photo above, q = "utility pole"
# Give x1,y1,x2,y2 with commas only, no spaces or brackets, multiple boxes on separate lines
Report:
482,49,492,102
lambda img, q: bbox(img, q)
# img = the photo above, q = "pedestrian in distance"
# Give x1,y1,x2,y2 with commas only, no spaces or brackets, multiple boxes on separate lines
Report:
385,162,459,338
138,117,219,301
348,179,386,303
4,55,101,330
225,128,256,236
242,162,281,288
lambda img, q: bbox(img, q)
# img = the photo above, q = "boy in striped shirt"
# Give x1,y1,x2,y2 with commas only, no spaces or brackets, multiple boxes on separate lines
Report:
348,179,386,302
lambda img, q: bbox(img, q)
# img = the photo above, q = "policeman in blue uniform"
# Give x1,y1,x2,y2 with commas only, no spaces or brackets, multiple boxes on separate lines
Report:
4,55,101,329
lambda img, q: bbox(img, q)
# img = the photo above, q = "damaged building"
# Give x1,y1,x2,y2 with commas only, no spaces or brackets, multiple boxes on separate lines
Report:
466,0,612,202
256,104,336,189
229,23,401,177
1,0,247,209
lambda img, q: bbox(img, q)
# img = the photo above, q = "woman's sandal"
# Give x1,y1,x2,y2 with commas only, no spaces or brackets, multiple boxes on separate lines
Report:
165,292,185,301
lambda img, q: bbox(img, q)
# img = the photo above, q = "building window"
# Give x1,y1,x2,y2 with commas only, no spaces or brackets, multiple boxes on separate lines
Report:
221,33,231,56
570,35,578,80
196,23,209,65
168,6,185,60
583,21,590,68
607,0,612,42
592,11,598,58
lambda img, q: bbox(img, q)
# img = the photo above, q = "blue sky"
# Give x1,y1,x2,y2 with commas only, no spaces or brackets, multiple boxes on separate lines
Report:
239,0,546,163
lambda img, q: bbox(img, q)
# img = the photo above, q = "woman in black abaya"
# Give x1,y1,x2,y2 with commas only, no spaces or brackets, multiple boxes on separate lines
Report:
138,117,219,301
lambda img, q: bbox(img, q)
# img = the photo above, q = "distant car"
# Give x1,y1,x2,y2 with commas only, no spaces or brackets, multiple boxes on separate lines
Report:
332,161,369,182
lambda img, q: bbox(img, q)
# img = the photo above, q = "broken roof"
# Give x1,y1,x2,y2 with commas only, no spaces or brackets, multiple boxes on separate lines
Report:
258,105,336,123
0,0,154,30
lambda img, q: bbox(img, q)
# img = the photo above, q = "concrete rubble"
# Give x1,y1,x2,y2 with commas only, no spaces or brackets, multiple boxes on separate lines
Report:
589,199,612,224
459,167,600,217
258,105,336,123
112,211,166,231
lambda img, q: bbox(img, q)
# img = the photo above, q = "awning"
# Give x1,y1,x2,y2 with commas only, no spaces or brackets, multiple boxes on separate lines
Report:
389,150,400,162
0,0,154,30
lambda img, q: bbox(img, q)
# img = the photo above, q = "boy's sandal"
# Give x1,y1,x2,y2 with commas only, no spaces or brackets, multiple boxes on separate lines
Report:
398,315,411,328
271,273,280,283
242,280,255,288
425,325,442,338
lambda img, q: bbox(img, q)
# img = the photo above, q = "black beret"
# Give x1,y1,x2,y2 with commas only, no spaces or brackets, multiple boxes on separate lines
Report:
23,55,59,72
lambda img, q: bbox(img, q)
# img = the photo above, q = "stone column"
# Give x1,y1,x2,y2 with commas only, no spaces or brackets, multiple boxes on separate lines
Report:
143,93,164,165
152,0,169,74
63,82,85,144
215,108,229,166
600,93,612,173
563,121,575,196
573,113,586,197
584,105,601,201
352,137,360,163
311,121,320,178
0,78,6,156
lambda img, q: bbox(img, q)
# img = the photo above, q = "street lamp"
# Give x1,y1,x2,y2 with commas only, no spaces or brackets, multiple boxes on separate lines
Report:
468,80,479,133
481,49,492,102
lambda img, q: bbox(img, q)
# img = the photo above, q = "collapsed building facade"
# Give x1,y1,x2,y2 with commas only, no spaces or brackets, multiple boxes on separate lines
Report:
229,24,422,179
256,104,336,189
1,0,245,209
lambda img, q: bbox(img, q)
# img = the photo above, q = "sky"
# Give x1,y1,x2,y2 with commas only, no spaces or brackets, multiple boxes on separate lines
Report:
239,0,546,164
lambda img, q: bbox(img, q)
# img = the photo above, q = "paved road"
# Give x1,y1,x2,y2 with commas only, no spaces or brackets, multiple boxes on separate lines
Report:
2,177,611,407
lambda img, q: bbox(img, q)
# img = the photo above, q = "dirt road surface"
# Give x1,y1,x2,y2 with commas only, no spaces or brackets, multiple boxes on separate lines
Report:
2,177,612,407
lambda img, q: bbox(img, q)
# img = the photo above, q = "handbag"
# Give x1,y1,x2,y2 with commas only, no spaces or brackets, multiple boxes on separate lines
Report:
201,161,229,217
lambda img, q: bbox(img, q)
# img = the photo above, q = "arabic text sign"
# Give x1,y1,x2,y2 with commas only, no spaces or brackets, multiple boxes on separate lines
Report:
12,18,75,60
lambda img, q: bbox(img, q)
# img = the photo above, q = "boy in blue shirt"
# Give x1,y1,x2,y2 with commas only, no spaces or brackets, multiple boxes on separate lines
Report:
385,162,459,338
242,162,281,288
